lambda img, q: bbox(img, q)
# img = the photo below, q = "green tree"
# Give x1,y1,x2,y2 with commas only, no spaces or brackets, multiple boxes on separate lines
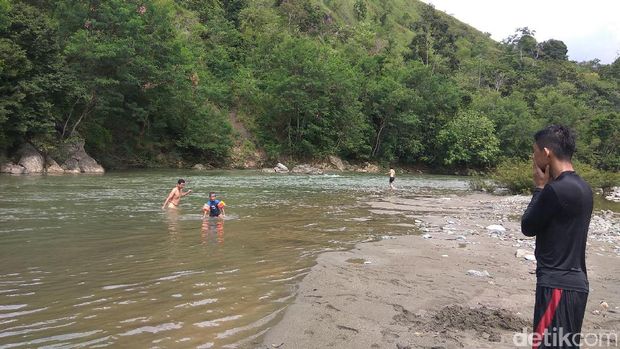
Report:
61,0,231,165
537,39,568,60
534,86,588,127
502,27,538,61
581,111,620,171
471,91,540,159
0,2,69,152
353,0,367,21
437,110,500,168
360,56,422,161
406,3,458,72
254,36,369,159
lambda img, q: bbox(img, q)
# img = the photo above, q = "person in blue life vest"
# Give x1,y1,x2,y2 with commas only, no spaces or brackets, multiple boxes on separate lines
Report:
202,192,226,218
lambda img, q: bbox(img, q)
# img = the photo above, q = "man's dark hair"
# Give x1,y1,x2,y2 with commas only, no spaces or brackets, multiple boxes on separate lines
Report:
534,125,576,161
178,179,186,185
209,192,216,197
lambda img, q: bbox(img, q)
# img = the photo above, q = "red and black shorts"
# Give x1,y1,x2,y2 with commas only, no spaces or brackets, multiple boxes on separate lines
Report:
532,286,588,349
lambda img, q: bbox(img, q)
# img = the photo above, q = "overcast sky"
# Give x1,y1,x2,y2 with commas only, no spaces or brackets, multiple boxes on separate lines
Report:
420,0,620,64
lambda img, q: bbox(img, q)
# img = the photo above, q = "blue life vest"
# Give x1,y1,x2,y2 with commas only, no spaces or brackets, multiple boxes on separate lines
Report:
207,199,221,217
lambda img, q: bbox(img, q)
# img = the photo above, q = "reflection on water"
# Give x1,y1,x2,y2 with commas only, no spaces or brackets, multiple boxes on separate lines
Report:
165,208,180,236
0,170,474,348
201,218,225,245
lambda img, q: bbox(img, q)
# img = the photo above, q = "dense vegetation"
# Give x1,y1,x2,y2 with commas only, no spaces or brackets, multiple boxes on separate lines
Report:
1,0,618,175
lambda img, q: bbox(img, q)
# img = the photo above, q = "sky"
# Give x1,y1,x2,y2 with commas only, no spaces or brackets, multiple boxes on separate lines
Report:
420,0,620,64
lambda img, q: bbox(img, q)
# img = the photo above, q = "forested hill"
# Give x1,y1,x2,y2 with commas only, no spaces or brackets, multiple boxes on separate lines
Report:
1,0,618,172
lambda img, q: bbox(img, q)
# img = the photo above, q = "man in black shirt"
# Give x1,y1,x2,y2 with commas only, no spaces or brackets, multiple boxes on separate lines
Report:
522,125,593,348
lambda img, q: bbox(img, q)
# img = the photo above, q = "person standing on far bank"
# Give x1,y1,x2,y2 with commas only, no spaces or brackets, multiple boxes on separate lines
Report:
521,125,593,349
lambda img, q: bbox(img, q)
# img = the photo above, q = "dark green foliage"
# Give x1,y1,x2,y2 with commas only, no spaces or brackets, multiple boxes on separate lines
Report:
537,39,568,61
0,2,67,150
1,0,618,174
353,0,367,20
491,159,535,194
437,110,500,168
253,36,369,159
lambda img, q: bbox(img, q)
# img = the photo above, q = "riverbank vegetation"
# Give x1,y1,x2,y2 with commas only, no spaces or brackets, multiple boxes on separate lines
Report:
1,0,618,182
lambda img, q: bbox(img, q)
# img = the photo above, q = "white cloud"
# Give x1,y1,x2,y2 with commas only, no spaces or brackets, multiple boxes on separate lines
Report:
420,0,620,63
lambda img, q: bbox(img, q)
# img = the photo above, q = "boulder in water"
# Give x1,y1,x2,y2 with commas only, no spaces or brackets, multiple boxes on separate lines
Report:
60,140,104,173
274,162,289,173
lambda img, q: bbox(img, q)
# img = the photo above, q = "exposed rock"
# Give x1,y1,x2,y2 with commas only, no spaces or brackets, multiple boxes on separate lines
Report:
79,156,104,173
515,249,532,259
62,158,80,173
1,163,26,174
355,162,380,173
193,164,206,170
17,143,45,174
328,155,345,171
260,168,276,173
606,187,620,202
60,140,104,173
291,164,323,175
274,162,289,173
45,158,64,174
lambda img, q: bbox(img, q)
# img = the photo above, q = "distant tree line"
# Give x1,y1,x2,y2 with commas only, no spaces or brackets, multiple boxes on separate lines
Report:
1,0,618,173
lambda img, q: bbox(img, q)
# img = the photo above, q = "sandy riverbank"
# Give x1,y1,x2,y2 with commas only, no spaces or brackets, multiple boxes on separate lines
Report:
257,193,620,349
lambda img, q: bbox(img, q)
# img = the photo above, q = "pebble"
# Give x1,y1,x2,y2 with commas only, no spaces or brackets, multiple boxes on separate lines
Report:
486,224,506,233
467,269,491,278
516,249,530,258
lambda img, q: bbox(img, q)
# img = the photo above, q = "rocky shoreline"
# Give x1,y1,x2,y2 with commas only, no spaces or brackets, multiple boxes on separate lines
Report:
1,141,104,175
191,156,383,175
257,193,620,349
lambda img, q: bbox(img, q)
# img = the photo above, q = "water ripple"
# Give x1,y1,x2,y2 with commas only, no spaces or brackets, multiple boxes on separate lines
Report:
119,322,183,336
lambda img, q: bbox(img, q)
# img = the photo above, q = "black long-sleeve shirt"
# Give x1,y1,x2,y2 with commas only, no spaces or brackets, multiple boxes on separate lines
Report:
521,171,593,292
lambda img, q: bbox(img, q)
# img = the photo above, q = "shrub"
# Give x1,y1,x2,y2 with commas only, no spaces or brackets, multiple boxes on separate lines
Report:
492,158,620,194
491,159,532,194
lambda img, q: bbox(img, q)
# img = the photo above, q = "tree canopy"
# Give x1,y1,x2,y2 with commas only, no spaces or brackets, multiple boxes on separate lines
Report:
1,0,618,172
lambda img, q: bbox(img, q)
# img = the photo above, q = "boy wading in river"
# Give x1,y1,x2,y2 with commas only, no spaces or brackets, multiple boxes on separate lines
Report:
521,125,593,349
388,167,396,190
203,192,226,218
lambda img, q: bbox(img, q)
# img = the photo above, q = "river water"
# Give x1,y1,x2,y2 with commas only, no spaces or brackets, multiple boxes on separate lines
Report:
0,170,475,348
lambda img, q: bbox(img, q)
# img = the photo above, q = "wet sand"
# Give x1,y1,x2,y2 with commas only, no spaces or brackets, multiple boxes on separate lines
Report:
258,193,620,349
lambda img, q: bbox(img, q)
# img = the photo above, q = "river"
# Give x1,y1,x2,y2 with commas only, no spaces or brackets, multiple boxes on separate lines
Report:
0,170,506,348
